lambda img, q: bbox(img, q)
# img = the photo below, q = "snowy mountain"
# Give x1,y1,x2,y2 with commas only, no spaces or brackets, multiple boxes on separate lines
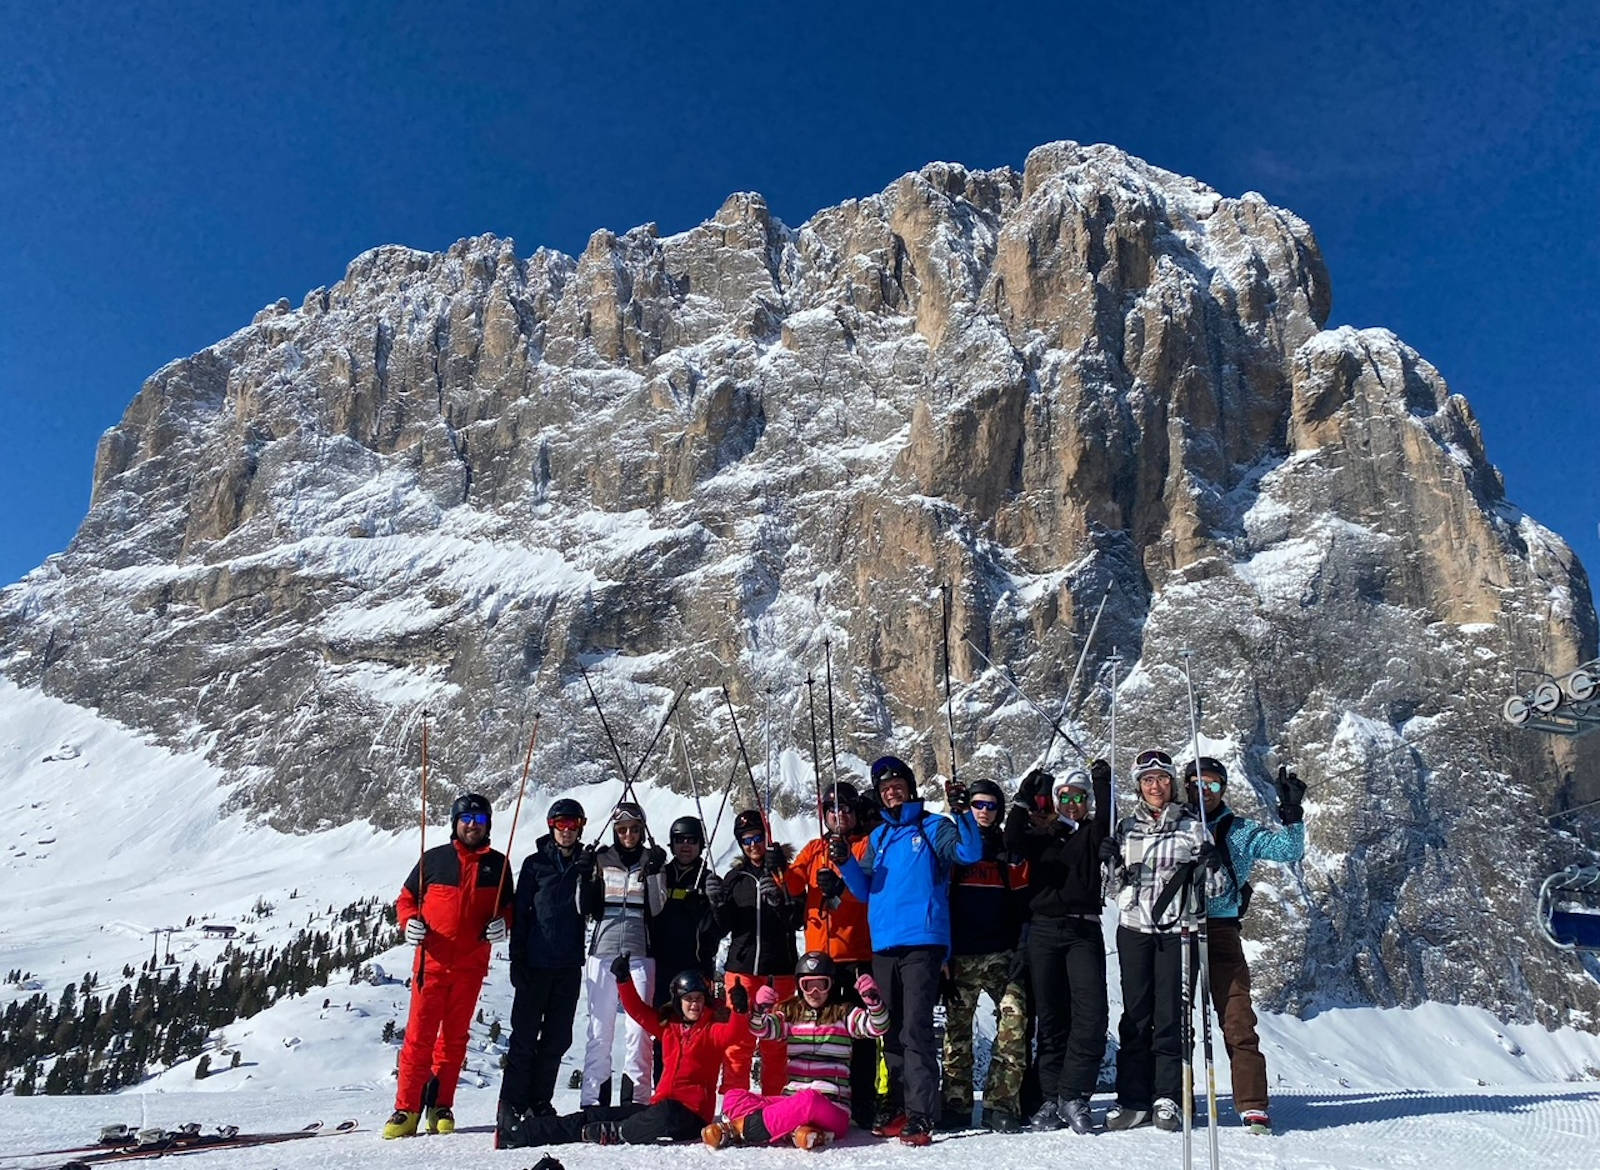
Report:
1,141,1597,1031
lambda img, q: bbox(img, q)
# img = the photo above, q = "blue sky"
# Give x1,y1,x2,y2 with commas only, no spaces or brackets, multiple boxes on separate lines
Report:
3,0,1596,602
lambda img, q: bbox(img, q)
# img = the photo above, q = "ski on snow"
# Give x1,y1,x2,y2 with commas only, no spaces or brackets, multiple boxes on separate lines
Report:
27,1120,358,1167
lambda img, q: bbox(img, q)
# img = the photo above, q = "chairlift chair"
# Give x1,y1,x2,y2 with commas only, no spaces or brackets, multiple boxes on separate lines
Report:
1536,865,1600,952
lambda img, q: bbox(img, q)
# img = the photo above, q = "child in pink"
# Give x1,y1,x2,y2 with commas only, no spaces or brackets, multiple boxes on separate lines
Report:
707,952,889,1149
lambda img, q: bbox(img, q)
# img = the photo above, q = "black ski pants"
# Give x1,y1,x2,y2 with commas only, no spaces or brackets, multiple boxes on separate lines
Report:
499,965,582,1112
872,945,944,1121
1028,914,1108,1101
502,1100,702,1146
1114,925,1185,1110
835,960,880,1127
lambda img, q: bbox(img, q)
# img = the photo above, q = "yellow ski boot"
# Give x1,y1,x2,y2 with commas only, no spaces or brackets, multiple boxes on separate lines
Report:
382,1110,421,1139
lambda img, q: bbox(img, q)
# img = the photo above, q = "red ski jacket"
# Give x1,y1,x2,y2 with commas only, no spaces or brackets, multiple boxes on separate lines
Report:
396,839,513,976
618,976,747,1121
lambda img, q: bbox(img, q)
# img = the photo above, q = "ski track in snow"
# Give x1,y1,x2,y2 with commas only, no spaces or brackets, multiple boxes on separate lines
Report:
4,679,1600,1169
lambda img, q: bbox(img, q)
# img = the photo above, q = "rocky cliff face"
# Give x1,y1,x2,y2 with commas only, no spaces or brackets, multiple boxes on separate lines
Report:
3,141,1596,1023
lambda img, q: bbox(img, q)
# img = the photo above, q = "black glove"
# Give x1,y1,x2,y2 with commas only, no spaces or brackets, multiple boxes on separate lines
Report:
609,952,632,981
727,982,749,1013
1090,758,1112,789
826,834,850,865
1196,842,1223,872
575,845,598,876
700,872,723,903
764,846,786,876
643,845,667,876
1005,945,1027,986
945,778,970,814
817,869,846,899
1098,837,1121,866
938,966,958,1006
510,960,531,991
757,873,782,904
531,1156,565,1170
1275,765,1306,824
1015,768,1051,811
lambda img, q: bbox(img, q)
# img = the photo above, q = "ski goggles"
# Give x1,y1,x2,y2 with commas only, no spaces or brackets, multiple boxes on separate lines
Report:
456,812,489,827
1132,749,1177,782
797,976,833,994
547,816,584,831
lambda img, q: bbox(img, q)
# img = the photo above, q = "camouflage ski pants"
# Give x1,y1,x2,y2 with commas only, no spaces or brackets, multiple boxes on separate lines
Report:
940,950,1027,1116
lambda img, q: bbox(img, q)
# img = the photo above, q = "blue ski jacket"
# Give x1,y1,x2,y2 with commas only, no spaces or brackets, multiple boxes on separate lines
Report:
840,801,984,955
1205,806,1305,920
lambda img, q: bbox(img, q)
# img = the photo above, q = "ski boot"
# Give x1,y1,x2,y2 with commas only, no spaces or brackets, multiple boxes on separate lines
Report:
1151,1097,1182,1132
792,1124,833,1150
899,1114,934,1146
580,1120,622,1145
1103,1103,1149,1131
382,1110,421,1140
425,1107,454,1135
870,1106,907,1137
702,1116,747,1148
1060,1097,1094,1134
983,1107,1023,1133
1241,1108,1272,1134
937,1103,971,1131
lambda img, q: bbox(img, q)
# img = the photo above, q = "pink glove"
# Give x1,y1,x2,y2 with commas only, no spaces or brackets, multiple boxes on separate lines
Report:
754,984,779,1009
855,973,882,1005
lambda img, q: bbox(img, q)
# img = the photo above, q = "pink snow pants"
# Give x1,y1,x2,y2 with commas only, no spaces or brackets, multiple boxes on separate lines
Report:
723,1087,851,1143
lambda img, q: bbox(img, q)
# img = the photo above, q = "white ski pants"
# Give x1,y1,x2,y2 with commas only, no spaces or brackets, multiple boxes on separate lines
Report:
581,953,655,1106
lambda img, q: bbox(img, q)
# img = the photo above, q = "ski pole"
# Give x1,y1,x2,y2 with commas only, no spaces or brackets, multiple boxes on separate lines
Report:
764,686,775,816
1180,881,1194,1170
494,714,541,917
675,707,705,827
706,753,741,866
617,684,687,847
940,584,960,789
1043,583,1111,767
722,684,765,813
414,710,431,990
1180,649,1221,1170
579,664,633,784
806,674,825,836
963,638,1093,761
823,640,843,810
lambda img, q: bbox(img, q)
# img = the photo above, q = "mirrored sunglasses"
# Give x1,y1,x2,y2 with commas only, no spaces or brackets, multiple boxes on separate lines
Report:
457,812,489,827
1191,779,1224,794
1055,790,1088,805
969,798,1001,811
738,833,766,847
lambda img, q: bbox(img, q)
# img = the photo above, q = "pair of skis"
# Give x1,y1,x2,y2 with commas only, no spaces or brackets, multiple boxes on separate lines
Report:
21,1119,357,1167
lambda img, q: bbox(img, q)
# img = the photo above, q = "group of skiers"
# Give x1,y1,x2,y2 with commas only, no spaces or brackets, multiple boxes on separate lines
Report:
384,747,1306,1150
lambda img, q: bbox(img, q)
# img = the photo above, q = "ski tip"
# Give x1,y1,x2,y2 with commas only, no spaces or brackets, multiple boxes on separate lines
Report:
334,1120,359,1133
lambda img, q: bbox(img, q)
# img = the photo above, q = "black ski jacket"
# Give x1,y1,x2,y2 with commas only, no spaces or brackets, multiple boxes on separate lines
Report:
1003,768,1112,920
948,823,1030,956
647,859,726,991
716,850,800,976
510,834,586,974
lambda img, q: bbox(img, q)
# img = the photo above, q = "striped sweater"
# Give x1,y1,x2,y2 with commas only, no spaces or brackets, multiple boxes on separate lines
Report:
750,997,889,1104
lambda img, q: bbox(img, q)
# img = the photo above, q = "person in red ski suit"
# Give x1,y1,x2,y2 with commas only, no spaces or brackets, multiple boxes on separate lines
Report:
498,960,751,1146
386,793,513,1138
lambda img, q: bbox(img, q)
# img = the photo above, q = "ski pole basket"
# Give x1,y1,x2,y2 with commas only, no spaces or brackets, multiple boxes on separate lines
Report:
1536,865,1600,952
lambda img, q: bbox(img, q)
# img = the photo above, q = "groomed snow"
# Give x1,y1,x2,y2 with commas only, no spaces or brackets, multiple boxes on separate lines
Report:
4,681,1600,1169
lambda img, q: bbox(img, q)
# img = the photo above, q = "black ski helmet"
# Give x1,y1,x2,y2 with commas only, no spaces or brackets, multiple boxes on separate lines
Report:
547,797,586,824
669,816,705,844
450,793,492,839
1182,757,1228,785
821,782,860,813
733,809,766,843
969,778,1004,803
669,968,711,1002
795,951,837,980
870,754,917,798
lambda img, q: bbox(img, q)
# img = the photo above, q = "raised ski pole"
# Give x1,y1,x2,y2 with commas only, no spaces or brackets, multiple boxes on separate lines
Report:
764,685,775,815
722,683,765,812
618,684,688,847
1042,583,1112,767
675,707,705,827
414,710,431,989
1107,649,1122,818
963,637,1094,762
940,584,961,789
806,674,826,836
1180,648,1222,1170
494,714,541,915
579,663,634,805
823,640,843,810
706,753,741,864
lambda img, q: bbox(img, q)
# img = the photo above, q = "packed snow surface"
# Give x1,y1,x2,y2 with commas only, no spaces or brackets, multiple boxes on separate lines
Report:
3,680,1600,1169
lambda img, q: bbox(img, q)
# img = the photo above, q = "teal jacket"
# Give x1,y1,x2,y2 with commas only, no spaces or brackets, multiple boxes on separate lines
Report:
1205,805,1305,919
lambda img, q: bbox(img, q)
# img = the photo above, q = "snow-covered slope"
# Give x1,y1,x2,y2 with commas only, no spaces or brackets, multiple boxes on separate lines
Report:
5,684,1600,1168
